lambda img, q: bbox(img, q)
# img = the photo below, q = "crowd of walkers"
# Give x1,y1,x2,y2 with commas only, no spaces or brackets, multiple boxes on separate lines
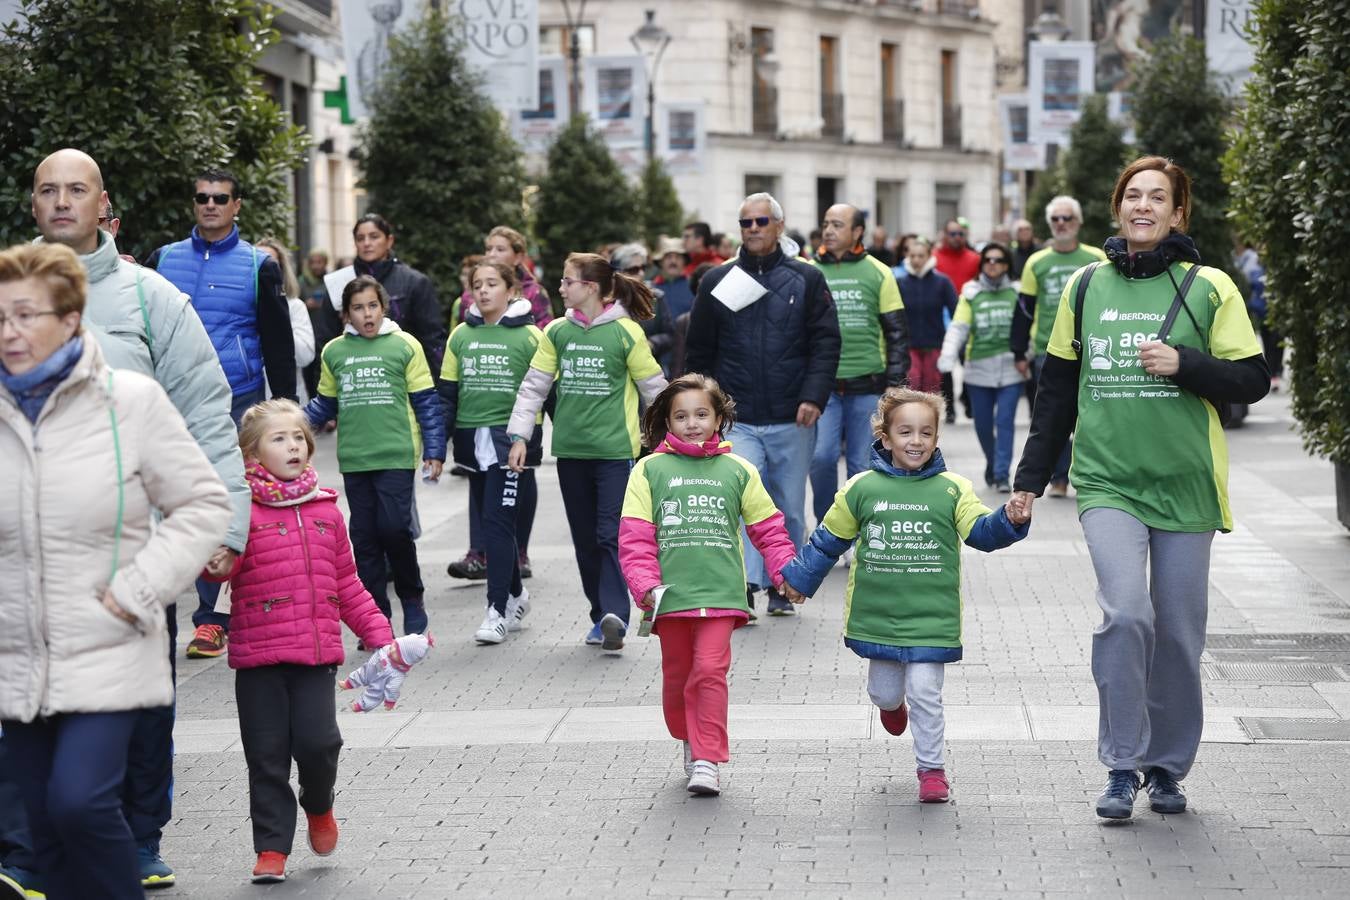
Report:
0,148,1275,897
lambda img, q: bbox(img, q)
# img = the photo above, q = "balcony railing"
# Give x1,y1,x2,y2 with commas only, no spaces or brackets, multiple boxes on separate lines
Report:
753,85,779,136
821,92,844,138
938,0,979,16
942,102,962,149
882,98,905,143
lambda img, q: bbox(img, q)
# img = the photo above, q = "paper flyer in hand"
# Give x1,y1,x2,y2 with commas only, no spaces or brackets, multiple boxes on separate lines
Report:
711,264,768,312
324,265,357,312
637,584,671,637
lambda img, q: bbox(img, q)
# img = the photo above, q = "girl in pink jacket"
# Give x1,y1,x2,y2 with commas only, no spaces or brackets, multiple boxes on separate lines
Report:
208,399,395,884
619,375,797,796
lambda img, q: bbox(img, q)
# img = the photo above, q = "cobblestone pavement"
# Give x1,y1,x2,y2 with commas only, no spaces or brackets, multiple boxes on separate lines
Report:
159,388,1350,898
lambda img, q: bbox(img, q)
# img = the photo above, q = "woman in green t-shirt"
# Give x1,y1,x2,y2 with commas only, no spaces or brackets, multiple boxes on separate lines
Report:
1011,157,1270,822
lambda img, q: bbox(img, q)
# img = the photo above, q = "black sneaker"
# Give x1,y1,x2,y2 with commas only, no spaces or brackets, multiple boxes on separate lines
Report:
1096,769,1140,819
766,587,795,616
446,550,488,580
518,550,533,579
1143,767,1187,814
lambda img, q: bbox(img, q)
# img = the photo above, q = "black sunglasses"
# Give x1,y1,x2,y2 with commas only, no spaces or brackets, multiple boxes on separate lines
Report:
195,192,232,206
738,216,772,228
946,229,965,237
1049,215,1075,223
982,256,1009,265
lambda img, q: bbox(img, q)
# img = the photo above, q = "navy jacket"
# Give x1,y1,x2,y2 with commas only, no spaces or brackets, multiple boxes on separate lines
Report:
895,260,958,351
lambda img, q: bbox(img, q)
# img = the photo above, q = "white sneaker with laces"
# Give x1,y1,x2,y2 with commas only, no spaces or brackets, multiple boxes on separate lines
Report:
504,587,530,632
687,760,720,795
474,607,507,644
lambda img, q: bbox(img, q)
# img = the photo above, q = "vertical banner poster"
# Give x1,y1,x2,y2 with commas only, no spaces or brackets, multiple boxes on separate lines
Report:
339,0,422,120
658,102,705,174
1027,41,1096,145
1205,0,1255,94
999,94,1046,171
458,0,540,110
512,56,569,154
582,55,646,172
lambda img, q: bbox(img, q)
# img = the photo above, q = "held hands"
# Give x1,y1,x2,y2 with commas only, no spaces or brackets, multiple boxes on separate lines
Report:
1137,340,1180,377
422,459,443,481
506,439,527,473
779,581,808,605
1006,491,1035,525
203,546,238,579
796,402,822,428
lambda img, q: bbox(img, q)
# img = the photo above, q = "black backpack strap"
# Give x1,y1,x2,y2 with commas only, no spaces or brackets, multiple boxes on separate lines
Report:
1155,263,1204,346
1070,261,1103,356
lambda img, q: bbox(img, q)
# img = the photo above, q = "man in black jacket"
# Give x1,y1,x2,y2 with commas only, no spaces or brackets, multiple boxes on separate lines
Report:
685,192,841,616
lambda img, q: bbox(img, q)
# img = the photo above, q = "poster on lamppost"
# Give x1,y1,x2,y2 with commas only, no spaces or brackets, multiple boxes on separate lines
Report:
1205,0,1255,94
998,94,1046,171
582,55,647,172
1027,41,1096,145
512,56,569,154
457,0,539,110
659,102,705,174
339,0,422,120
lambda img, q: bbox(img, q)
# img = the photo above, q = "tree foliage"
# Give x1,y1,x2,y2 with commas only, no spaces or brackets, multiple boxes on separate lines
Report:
533,115,638,282
636,158,683,251
1025,95,1129,246
1226,0,1350,465
357,8,525,312
0,0,308,260
1130,31,1238,282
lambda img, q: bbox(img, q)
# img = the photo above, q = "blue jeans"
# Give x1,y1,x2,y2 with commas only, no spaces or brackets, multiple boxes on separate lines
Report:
728,421,816,588
809,393,880,523
968,382,1022,484
1032,355,1072,484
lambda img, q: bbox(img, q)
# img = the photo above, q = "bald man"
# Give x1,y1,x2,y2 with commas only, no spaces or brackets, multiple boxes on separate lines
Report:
26,148,247,888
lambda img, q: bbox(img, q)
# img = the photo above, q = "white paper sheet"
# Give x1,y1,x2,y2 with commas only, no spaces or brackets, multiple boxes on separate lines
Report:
711,264,768,312
325,265,357,312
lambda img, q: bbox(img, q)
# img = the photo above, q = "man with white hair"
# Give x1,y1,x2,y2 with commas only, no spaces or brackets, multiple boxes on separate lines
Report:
685,193,840,616
1009,195,1107,497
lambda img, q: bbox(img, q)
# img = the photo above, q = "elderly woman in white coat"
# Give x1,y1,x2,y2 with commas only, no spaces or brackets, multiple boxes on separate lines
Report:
0,243,230,900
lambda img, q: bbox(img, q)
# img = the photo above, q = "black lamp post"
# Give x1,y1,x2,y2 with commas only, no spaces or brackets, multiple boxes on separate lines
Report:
561,0,589,116
629,9,672,165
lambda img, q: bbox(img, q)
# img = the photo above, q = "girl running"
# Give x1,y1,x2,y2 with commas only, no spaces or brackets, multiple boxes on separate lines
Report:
439,262,545,644
304,275,446,634
507,252,667,652
619,375,796,795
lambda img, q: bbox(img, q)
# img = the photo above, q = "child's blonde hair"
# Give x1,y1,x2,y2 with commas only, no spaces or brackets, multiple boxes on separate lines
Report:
872,387,946,438
238,399,316,461
642,373,737,447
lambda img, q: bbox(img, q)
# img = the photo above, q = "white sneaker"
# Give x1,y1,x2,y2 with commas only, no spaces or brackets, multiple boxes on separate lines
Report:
687,760,720,796
682,741,693,777
504,588,530,632
474,607,507,644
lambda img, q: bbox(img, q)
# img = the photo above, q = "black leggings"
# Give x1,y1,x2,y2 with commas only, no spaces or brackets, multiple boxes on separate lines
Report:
469,466,527,613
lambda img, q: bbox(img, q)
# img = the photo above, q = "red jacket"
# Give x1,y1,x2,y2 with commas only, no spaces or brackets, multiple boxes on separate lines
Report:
933,244,981,294
219,488,394,670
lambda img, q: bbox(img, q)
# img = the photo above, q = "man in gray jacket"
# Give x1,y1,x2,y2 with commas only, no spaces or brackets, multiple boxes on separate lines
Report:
22,148,249,889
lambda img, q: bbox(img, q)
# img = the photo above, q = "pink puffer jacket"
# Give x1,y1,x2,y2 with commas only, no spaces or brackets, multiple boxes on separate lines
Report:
220,488,393,670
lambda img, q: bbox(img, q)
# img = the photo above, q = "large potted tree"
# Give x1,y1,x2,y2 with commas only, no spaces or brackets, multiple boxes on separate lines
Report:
1226,0,1350,529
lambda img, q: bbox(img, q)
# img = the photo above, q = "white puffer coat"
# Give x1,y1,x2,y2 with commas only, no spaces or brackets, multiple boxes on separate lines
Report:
0,336,231,721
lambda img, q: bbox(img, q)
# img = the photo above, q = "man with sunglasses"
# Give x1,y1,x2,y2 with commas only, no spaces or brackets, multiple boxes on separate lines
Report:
686,193,840,617
1009,196,1107,497
146,169,296,661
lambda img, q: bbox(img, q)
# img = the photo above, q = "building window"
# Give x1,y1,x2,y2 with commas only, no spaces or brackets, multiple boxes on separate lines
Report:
820,35,843,138
876,180,906,235
745,173,781,199
881,42,903,144
941,50,961,149
816,177,840,228
752,27,778,136
935,183,963,231
539,24,595,57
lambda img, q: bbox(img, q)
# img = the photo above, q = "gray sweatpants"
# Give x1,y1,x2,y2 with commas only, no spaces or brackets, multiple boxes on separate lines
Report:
1081,507,1214,778
867,660,946,770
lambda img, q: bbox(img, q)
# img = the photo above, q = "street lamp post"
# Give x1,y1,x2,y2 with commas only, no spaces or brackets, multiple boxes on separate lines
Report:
561,0,589,116
630,9,671,166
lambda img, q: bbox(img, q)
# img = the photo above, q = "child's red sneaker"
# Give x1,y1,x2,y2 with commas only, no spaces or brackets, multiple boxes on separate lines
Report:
306,809,339,856
917,768,950,803
878,702,908,736
251,851,287,883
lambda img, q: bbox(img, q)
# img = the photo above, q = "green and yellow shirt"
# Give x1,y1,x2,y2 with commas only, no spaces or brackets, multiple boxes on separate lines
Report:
1021,243,1109,357
811,252,905,379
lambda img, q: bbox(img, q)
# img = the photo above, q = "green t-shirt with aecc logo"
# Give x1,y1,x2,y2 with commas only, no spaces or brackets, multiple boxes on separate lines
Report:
821,468,992,649
621,450,780,615
811,253,905,379
1021,243,1109,356
952,286,1019,362
1046,261,1263,532
441,319,543,427
529,315,663,459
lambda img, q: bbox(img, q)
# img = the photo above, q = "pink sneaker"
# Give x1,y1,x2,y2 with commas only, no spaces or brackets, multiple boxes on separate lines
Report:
917,768,950,803
878,703,908,736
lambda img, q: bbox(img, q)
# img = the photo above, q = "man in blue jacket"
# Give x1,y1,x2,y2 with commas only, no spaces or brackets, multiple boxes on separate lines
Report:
685,193,841,616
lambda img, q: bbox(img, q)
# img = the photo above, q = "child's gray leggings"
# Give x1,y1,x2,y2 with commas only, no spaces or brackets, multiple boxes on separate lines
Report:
867,660,945,770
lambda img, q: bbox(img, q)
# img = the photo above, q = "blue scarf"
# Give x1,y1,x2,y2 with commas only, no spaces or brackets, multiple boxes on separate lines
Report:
0,336,84,423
